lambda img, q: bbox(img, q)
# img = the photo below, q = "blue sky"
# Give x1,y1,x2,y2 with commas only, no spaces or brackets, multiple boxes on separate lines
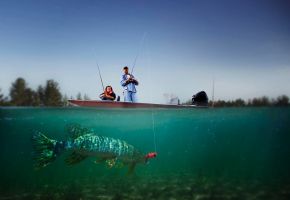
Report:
0,0,290,103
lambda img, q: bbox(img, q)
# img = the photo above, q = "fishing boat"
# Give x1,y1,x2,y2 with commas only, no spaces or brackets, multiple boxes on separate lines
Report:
68,100,207,108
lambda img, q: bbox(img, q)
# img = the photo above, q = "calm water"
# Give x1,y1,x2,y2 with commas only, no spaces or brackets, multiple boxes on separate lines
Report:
0,107,290,199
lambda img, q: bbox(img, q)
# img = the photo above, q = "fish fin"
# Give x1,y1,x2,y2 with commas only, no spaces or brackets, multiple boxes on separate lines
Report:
31,132,59,169
106,159,116,168
65,151,87,165
94,157,107,164
115,162,124,169
127,163,136,175
66,123,94,139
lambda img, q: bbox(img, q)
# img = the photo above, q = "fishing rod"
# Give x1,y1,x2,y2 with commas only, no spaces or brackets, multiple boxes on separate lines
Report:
131,32,147,74
97,62,105,92
212,77,215,107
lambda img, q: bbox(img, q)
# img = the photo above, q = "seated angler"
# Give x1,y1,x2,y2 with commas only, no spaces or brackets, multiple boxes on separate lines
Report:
99,86,116,101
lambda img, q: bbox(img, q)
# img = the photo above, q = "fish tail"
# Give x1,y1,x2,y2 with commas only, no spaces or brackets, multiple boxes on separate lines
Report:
31,132,64,169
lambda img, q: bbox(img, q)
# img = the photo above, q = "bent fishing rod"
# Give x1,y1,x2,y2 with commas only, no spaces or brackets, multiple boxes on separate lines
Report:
97,62,105,92
131,32,147,74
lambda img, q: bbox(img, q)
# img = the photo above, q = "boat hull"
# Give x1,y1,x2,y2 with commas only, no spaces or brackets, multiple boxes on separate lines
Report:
68,100,206,109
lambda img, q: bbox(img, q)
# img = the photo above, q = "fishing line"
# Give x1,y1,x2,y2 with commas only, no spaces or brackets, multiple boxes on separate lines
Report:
129,32,157,152
131,32,147,74
151,110,157,152
211,76,215,108
145,36,157,153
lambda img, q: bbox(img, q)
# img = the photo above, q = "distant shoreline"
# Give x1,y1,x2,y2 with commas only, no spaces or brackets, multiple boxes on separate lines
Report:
182,95,290,107
1,77,289,107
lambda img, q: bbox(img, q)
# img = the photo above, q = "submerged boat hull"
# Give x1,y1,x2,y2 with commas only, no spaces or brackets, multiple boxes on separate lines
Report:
68,100,207,108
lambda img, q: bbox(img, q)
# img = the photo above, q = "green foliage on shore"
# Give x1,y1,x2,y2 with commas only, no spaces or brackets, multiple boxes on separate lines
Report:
0,88,9,106
0,78,58,106
208,95,289,107
0,89,3,102
43,80,62,106
0,77,91,107
9,78,33,106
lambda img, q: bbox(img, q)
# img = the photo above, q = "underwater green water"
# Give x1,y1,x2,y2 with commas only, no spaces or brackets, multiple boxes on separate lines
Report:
0,107,290,199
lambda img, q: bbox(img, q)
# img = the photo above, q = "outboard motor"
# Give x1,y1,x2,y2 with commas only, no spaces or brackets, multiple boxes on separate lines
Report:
192,91,208,106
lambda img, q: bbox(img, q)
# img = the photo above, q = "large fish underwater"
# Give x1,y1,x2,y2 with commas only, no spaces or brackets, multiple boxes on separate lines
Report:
32,124,157,173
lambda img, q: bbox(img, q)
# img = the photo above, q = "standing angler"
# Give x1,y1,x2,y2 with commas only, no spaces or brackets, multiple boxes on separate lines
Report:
32,124,157,173
120,66,139,103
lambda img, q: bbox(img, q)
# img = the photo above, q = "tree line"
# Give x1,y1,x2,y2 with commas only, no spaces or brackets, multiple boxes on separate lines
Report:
1,77,289,107
182,95,289,107
209,96,289,107
0,77,90,106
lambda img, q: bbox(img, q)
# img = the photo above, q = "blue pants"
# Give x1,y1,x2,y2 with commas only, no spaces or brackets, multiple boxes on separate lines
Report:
124,91,137,102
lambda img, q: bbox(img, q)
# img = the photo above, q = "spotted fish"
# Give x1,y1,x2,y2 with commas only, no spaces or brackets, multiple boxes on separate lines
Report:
32,124,157,173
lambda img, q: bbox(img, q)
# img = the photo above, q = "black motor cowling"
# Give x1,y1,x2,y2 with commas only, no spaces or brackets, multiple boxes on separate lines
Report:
192,91,208,106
